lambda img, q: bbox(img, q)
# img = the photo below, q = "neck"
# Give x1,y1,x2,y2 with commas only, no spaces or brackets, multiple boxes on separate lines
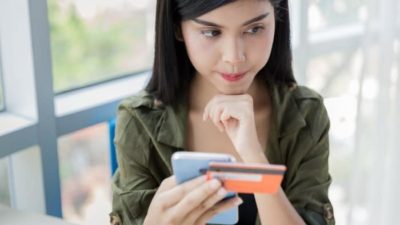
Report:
188,73,270,113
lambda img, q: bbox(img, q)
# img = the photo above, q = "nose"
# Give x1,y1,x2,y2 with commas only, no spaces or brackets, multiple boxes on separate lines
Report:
222,36,246,65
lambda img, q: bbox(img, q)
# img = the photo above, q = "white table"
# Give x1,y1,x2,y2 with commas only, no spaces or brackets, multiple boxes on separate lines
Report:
0,205,76,225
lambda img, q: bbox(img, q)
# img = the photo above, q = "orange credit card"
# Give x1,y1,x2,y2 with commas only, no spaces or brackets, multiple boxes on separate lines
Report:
206,162,286,194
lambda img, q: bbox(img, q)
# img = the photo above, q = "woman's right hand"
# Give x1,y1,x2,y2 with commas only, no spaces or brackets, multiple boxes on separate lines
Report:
143,175,242,225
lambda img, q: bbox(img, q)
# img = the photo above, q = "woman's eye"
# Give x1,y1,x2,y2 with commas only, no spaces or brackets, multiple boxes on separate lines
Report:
246,26,265,35
201,29,221,38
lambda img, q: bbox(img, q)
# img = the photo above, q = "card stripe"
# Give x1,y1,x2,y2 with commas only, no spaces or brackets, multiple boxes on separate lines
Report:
208,166,285,175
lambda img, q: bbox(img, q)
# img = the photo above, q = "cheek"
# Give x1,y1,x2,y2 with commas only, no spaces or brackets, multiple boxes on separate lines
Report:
184,36,216,71
248,29,275,66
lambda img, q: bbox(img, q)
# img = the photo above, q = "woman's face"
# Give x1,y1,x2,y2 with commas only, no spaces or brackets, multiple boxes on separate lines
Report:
180,0,275,95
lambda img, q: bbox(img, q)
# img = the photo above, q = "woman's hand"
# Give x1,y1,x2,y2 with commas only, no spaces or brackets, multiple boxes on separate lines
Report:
143,175,242,225
203,94,262,157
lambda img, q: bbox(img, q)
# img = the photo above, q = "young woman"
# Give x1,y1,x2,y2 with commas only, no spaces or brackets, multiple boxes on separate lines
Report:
110,0,335,225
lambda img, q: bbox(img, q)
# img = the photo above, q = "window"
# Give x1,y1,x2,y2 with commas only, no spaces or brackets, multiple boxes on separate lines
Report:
306,49,362,97
304,49,363,224
0,157,11,206
58,123,111,225
299,1,369,224
0,47,4,111
48,0,156,93
0,76,4,111
308,0,367,32
0,0,148,219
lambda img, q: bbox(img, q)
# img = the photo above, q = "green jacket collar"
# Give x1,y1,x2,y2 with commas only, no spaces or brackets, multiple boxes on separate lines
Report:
147,83,309,149
156,101,187,149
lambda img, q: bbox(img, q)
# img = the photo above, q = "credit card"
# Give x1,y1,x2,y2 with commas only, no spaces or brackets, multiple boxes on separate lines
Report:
206,162,286,194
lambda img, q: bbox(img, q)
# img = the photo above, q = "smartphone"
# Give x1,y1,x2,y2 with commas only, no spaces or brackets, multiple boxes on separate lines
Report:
171,151,238,225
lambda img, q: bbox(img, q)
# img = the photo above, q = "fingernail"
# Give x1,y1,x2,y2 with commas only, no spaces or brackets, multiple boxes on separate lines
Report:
199,175,207,181
217,188,227,197
210,179,221,189
235,198,243,205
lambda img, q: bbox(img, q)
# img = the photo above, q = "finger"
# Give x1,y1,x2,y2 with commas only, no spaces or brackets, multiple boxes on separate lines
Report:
181,187,228,225
203,96,222,121
156,175,207,209
203,99,214,121
203,105,208,121
221,110,231,121
194,187,228,215
169,179,222,221
156,175,177,194
211,106,225,132
195,196,243,225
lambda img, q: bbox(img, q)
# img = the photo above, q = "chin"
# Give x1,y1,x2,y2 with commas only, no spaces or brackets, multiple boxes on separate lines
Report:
218,86,249,95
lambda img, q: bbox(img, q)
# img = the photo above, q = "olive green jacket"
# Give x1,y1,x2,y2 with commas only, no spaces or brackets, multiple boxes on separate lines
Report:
110,82,335,225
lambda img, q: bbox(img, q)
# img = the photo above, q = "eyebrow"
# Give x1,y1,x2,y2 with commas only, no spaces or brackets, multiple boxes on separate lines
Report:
192,13,270,28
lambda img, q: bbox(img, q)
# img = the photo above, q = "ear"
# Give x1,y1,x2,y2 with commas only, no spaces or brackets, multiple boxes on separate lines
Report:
174,24,184,42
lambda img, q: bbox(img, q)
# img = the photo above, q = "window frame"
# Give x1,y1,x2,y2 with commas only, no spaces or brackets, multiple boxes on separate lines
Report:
0,0,153,217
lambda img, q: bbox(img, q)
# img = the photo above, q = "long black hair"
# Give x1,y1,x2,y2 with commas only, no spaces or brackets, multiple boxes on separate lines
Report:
146,0,296,105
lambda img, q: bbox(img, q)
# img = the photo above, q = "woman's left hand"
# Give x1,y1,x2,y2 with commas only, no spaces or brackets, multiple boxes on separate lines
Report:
203,94,262,157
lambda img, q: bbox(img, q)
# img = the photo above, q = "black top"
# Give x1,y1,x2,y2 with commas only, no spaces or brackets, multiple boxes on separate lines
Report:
236,193,257,225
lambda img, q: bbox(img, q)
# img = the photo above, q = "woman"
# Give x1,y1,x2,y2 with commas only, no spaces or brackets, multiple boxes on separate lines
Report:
110,0,335,225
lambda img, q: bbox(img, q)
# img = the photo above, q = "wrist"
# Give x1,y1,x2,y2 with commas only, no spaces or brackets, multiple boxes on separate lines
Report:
238,143,269,164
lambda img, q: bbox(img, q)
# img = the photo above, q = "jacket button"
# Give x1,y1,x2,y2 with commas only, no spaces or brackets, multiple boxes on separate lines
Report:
110,215,121,225
323,204,334,220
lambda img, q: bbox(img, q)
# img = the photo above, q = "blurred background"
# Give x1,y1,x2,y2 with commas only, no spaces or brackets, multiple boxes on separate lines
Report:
0,0,399,225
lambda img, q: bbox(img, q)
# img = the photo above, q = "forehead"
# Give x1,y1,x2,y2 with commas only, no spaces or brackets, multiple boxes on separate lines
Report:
194,0,273,25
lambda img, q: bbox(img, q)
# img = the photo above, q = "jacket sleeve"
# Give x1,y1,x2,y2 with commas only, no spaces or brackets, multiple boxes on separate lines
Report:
282,97,335,225
109,106,157,225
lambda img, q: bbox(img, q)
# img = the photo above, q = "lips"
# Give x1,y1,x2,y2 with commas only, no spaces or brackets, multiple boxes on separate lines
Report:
220,72,246,82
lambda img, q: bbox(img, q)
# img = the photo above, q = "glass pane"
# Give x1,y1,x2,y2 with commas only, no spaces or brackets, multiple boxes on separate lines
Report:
0,77,4,111
305,49,362,98
0,46,4,110
308,0,367,32
304,49,363,225
58,123,111,225
0,157,11,206
48,0,156,93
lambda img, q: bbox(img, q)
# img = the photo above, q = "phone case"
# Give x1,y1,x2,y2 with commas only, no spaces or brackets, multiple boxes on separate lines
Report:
171,151,238,225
